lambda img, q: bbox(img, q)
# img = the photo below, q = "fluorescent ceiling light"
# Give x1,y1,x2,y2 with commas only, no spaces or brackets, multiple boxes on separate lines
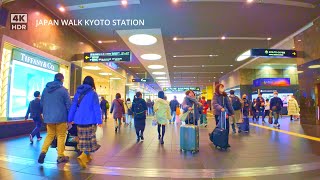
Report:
98,41,102,43
308,65,320,69
297,71,304,74
83,66,101,70
110,77,121,80
247,0,254,3
287,66,296,70
129,34,157,46
263,66,272,70
121,0,128,6
141,54,162,60
155,77,167,80
152,72,166,75
148,65,164,69
236,50,251,61
267,37,272,41
221,36,226,40
126,84,134,86
158,80,168,83
99,72,112,76
173,37,178,41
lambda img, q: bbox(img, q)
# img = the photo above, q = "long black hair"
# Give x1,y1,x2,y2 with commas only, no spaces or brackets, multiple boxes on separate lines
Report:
83,76,96,90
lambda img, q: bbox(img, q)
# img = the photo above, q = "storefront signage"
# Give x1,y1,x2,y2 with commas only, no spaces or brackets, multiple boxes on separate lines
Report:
163,87,200,92
251,49,297,58
132,78,153,83
84,51,131,62
253,78,290,87
12,49,59,71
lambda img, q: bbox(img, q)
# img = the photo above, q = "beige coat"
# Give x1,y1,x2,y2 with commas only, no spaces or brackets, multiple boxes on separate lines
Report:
287,98,300,116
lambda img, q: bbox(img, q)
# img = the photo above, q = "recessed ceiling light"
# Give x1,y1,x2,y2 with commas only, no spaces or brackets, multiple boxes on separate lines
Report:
214,77,216,78
152,72,166,75
247,0,254,3
148,65,164,69
298,39,302,42
129,34,157,46
173,56,177,58
121,0,128,6
173,37,178,41
99,72,112,76
141,54,162,60
83,66,101,70
172,0,179,3
221,72,223,73
267,37,272,41
173,66,177,67
209,55,213,57
98,41,102,44
58,6,65,12
236,50,251,61
35,12,40,15
155,77,167,80
221,36,226,40
308,65,320,69
230,65,233,66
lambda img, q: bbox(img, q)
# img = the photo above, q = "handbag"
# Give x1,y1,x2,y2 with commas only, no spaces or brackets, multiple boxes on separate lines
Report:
152,119,158,126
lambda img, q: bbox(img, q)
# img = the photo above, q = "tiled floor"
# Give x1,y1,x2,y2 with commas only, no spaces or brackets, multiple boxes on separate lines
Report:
1,115,320,179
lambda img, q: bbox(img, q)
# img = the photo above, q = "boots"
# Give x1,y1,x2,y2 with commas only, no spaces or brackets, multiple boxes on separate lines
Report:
231,123,236,134
77,152,89,168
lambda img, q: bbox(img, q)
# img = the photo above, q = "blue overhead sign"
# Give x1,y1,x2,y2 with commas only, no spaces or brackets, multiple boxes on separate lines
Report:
251,49,297,58
84,51,131,62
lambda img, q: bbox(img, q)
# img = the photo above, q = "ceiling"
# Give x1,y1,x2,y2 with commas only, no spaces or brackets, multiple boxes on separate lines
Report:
34,0,320,91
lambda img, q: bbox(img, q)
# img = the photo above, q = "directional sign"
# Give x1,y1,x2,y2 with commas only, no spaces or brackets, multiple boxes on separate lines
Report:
132,78,154,83
163,87,200,92
251,49,297,58
84,51,131,62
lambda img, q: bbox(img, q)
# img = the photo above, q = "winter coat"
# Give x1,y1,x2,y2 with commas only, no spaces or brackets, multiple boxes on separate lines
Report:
169,99,180,112
288,98,300,116
242,98,250,116
200,99,209,114
68,84,102,125
110,98,125,119
270,97,283,113
154,98,171,125
25,98,42,119
100,99,107,111
182,96,202,121
212,93,235,116
256,97,265,110
41,80,71,124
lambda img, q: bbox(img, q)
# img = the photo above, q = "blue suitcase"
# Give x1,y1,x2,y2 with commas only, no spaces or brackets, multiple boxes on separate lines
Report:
180,124,199,153
210,112,229,150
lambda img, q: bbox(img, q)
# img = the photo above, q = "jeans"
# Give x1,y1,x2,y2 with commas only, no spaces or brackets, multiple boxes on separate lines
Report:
170,111,176,123
41,123,67,157
148,107,153,116
31,117,42,138
200,114,207,124
273,111,280,124
257,108,265,121
102,109,107,120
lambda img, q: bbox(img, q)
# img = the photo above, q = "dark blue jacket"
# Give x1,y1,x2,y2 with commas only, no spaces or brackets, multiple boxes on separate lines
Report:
100,99,107,111
212,93,234,116
68,84,102,125
169,99,180,112
25,98,42,119
41,80,71,124
182,96,201,121
242,98,250,116
132,98,147,120
270,97,283,113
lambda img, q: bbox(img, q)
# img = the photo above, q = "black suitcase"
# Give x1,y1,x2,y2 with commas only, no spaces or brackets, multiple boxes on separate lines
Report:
210,112,229,150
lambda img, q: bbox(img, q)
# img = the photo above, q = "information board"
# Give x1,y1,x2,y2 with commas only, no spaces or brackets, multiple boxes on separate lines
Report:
251,49,297,58
84,51,131,62
163,87,200,92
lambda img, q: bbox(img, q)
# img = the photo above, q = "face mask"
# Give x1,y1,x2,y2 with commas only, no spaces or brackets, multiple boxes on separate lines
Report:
274,94,278,97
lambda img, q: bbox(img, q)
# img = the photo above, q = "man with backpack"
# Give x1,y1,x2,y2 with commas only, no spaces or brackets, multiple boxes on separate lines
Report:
270,91,283,128
132,92,148,143
229,90,242,134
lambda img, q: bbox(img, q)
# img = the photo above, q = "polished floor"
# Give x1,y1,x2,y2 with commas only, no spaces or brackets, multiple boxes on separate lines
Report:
1,115,320,179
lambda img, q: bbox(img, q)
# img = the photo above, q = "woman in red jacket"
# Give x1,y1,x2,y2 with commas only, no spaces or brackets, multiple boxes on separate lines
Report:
200,96,209,127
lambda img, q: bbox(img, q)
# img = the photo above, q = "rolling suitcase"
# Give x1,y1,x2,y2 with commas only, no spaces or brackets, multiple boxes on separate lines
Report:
210,111,229,150
238,109,249,132
180,110,199,154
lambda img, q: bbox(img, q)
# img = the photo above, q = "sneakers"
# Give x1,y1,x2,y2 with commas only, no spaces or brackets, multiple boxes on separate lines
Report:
38,152,46,164
204,124,207,128
37,137,42,141
77,153,88,168
273,124,280,128
29,134,33,144
140,136,144,141
136,136,140,143
57,156,69,164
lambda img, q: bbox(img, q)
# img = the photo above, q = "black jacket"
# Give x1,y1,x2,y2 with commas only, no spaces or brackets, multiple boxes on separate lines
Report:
25,98,42,119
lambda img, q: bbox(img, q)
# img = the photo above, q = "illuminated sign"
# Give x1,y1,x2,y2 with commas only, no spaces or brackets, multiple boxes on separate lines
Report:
163,87,200,92
12,49,59,71
132,78,153,83
84,51,131,62
253,78,290,87
251,49,297,58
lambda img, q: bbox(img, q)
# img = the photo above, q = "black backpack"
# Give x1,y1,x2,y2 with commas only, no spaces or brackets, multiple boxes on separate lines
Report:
133,100,145,118
231,96,241,111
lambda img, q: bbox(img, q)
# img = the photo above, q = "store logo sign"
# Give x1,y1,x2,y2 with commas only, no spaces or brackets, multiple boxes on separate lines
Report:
12,49,59,71
10,13,28,30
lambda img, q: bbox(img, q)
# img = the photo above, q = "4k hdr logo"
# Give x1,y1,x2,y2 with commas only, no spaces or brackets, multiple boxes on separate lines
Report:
10,13,28,30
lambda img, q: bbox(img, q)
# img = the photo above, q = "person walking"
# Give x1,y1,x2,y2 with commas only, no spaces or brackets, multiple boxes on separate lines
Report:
229,90,242,133
251,98,258,123
212,83,234,147
154,91,171,144
256,93,265,123
270,91,283,128
169,96,180,124
25,91,43,144
200,96,209,127
146,99,153,116
100,97,108,122
125,98,133,125
38,73,71,164
132,92,148,143
68,76,102,168
182,90,202,125
110,93,125,132
263,99,271,123
242,94,250,133
288,95,300,121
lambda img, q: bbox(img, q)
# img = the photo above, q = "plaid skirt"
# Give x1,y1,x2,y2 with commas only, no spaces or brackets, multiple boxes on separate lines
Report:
77,125,100,153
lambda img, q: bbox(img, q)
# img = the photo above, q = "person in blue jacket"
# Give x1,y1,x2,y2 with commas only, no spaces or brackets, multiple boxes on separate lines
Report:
68,76,102,168
270,91,283,129
131,92,148,143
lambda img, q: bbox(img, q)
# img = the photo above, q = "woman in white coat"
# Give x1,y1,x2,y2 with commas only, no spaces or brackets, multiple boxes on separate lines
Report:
287,95,300,120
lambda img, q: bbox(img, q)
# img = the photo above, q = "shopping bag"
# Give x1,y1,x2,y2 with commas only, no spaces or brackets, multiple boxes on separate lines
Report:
152,119,158,126
96,126,104,141
176,107,181,116
179,111,191,122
